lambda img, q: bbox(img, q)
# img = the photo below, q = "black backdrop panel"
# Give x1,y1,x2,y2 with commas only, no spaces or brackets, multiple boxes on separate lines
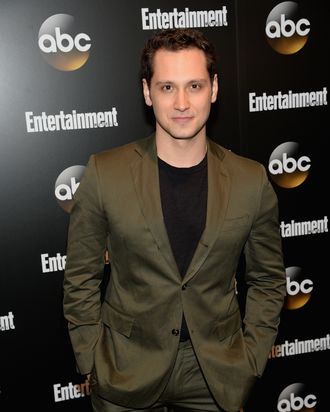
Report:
0,1,328,411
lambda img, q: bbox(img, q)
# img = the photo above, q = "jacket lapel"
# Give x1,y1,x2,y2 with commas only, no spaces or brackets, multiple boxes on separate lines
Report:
130,135,180,279
182,140,230,284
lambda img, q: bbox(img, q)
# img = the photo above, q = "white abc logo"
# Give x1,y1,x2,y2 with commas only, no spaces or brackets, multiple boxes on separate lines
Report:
55,165,85,212
266,14,310,38
286,277,313,296
55,176,80,201
269,153,311,174
39,27,91,53
278,392,316,411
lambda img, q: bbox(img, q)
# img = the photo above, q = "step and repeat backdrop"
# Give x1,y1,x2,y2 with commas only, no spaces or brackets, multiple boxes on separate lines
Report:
0,1,328,411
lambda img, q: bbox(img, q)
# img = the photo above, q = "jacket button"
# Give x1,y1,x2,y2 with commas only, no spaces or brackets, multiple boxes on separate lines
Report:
172,329,180,336
182,284,187,290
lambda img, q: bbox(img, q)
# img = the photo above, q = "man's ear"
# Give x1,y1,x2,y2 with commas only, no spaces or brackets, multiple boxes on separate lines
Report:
211,74,218,103
142,78,152,106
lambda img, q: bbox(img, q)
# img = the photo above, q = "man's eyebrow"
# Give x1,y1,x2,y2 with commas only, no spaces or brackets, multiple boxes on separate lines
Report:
154,79,208,85
154,81,174,85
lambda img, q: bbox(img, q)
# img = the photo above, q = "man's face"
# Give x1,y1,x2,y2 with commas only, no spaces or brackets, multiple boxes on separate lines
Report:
142,47,218,142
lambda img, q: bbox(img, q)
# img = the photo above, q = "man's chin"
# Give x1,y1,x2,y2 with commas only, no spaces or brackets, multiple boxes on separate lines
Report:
171,135,195,140
157,123,204,141
169,130,200,140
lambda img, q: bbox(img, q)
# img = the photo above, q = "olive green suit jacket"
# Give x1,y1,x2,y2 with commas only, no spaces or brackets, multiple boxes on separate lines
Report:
63,134,286,412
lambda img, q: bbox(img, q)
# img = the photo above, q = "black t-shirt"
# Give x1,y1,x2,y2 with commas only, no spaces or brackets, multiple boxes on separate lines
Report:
158,154,208,340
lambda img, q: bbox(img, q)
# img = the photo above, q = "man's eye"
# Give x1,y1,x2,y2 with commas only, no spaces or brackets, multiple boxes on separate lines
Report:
162,85,172,91
191,83,201,89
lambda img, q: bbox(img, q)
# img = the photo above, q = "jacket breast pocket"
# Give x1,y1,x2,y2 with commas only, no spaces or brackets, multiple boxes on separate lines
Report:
101,302,134,338
221,214,250,232
209,214,250,257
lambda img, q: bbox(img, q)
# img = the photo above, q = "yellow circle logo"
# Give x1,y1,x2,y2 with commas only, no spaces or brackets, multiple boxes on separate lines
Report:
265,2,310,54
268,142,311,188
38,14,91,71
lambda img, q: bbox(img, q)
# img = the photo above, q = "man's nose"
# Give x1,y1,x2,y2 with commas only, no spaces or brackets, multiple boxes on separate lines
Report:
174,89,189,111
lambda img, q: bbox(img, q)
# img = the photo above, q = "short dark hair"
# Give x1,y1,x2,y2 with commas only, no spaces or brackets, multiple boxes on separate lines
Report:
141,28,217,85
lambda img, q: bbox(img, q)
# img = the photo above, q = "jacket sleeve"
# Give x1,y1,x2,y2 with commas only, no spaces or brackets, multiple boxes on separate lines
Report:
63,154,108,375
243,165,286,377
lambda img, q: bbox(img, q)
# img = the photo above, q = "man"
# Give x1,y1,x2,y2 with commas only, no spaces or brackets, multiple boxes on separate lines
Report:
63,28,286,412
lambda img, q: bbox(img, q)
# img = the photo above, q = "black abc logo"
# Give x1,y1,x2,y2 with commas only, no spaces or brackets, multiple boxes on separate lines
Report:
268,142,311,188
38,14,91,71
265,1,310,54
55,165,85,213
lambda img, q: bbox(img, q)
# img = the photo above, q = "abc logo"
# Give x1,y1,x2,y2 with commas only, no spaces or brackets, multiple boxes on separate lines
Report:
268,142,311,188
55,165,85,213
277,383,316,412
285,266,313,310
265,1,310,54
38,14,91,71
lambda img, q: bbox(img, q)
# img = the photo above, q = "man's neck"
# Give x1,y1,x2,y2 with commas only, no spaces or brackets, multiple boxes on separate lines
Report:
156,132,207,168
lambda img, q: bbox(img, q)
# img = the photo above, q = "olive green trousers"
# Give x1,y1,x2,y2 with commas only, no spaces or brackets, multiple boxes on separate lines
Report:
91,339,226,412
